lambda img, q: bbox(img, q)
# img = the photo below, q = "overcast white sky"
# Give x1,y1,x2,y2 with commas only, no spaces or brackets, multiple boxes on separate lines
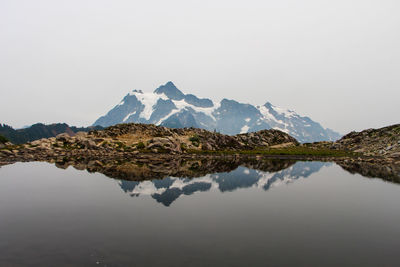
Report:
0,0,399,134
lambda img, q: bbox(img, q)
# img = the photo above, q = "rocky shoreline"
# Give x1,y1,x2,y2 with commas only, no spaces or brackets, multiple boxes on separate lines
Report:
0,123,399,177
1,151,399,186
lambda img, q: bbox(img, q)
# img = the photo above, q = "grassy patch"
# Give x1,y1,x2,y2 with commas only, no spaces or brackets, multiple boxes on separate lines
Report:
180,143,187,151
189,134,200,147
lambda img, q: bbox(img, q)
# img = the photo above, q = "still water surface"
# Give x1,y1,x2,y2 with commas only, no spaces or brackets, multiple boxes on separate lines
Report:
0,161,399,266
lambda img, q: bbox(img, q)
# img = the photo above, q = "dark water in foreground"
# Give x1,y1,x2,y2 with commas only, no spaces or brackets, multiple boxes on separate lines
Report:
0,161,400,266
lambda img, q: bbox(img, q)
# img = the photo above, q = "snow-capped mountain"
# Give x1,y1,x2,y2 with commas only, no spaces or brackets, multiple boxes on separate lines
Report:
118,162,330,206
94,81,341,143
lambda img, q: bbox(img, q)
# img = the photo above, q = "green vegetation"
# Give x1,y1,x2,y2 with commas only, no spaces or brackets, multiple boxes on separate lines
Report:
189,162,200,171
0,134,9,144
115,141,126,150
180,143,187,151
189,134,200,147
137,142,145,149
189,134,200,142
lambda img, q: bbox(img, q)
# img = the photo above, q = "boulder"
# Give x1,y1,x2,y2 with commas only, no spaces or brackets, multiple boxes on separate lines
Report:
56,133,71,142
74,132,88,138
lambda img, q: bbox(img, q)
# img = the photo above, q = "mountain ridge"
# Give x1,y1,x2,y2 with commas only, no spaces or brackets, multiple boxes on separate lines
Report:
94,81,341,143
0,123,103,144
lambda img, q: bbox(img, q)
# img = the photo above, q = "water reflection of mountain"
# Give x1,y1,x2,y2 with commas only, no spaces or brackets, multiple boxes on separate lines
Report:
119,162,329,206
50,153,400,205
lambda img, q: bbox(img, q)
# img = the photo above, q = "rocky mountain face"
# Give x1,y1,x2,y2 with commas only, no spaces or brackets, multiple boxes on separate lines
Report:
93,81,341,143
0,123,103,144
332,124,400,158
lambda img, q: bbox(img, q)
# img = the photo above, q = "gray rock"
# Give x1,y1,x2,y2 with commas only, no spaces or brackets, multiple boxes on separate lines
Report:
56,133,70,142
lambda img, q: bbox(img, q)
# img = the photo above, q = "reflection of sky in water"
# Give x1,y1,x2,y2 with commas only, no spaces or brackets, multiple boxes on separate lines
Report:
119,162,331,206
1,161,400,267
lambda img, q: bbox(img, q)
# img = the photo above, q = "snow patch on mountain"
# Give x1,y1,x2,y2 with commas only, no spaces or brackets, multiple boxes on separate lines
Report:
94,81,341,143
273,105,297,118
130,91,169,120
258,105,286,125
171,99,220,121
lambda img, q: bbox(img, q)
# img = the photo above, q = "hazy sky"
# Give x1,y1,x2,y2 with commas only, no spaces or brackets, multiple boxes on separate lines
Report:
1,0,399,133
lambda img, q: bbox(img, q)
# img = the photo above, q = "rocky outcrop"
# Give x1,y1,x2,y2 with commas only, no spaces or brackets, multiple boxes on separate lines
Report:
90,123,299,152
236,129,298,148
0,123,299,165
332,124,400,159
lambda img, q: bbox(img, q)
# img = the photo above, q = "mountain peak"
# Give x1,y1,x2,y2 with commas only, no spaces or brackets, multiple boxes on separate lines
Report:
264,102,273,109
154,81,185,100
94,83,342,142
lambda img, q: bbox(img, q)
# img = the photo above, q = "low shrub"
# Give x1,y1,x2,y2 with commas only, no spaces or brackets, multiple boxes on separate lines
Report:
0,135,9,144
137,142,145,149
189,135,200,147
189,134,200,143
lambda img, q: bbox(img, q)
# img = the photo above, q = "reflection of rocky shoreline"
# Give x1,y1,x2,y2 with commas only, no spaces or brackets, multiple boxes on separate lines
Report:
49,155,400,206
336,161,400,184
2,151,399,188
55,155,297,181
50,154,400,185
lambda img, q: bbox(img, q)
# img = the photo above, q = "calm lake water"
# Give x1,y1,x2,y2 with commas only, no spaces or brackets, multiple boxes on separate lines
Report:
0,161,400,266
